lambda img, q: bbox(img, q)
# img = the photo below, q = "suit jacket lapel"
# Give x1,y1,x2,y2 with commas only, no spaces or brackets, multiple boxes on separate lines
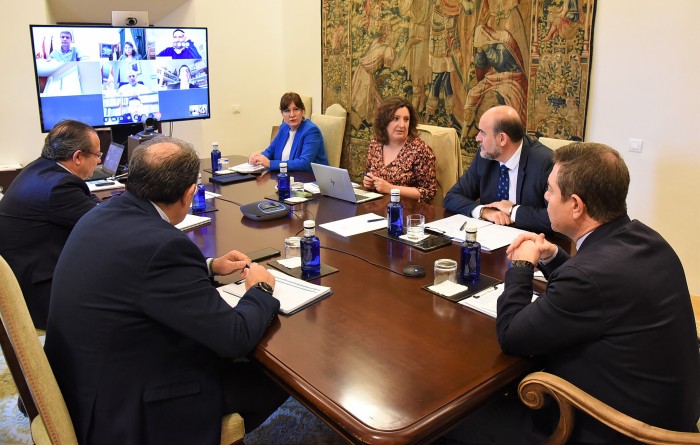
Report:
516,138,531,204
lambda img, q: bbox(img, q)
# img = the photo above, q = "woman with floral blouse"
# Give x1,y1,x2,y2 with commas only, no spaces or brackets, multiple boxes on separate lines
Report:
362,96,437,202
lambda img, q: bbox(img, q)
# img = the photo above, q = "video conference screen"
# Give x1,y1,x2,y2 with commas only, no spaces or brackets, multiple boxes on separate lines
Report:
29,25,210,132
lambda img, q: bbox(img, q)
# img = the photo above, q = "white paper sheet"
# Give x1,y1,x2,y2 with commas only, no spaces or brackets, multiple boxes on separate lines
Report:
319,213,387,237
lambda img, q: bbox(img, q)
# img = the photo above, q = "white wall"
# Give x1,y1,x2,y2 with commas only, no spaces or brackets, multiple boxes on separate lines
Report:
154,1,321,158
0,0,50,162
585,0,700,294
2,0,698,294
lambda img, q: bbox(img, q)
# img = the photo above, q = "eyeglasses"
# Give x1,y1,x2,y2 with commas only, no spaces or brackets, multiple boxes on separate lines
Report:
81,150,103,160
282,108,303,115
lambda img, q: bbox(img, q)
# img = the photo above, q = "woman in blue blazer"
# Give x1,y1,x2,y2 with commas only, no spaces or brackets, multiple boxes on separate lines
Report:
249,92,328,172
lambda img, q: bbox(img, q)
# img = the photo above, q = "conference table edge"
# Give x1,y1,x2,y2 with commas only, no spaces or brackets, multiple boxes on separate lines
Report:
254,343,535,445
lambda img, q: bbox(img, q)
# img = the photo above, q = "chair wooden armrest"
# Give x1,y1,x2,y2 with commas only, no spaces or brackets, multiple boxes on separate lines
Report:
518,371,700,445
221,412,245,445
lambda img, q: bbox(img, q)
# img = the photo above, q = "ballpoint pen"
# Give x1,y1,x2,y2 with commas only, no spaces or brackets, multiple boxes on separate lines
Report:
472,284,501,299
367,218,385,223
459,220,468,231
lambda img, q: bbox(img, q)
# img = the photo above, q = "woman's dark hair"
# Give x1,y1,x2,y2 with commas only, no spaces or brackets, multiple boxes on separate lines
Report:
372,96,419,145
279,92,305,112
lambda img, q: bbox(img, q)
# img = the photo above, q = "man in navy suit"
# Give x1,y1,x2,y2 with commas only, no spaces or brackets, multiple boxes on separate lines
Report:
0,119,101,329
500,143,700,443
444,105,553,233
45,137,288,444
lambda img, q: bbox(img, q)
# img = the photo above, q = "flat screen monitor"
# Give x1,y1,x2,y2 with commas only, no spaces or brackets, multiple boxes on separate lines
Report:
29,25,210,132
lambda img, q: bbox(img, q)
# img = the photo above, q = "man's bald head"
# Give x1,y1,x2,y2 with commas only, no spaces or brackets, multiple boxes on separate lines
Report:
476,105,526,162
128,137,200,204
483,105,525,143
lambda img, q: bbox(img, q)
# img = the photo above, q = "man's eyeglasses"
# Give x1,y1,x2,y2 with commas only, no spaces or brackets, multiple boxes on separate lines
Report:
81,150,103,160
282,108,303,115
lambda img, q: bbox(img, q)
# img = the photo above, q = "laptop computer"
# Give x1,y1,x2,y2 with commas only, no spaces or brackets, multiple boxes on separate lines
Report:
311,163,382,204
88,142,124,181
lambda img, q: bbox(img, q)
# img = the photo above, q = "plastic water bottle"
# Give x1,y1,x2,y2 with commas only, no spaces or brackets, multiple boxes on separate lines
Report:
460,226,481,283
278,162,290,199
301,220,321,276
387,188,404,236
192,173,206,213
211,142,221,172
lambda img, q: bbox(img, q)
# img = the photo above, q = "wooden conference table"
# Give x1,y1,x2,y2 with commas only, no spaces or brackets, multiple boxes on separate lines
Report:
191,159,535,445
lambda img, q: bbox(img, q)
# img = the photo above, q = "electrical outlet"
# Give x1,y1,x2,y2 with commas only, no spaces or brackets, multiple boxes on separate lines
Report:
628,138,643,153
232,104,241,114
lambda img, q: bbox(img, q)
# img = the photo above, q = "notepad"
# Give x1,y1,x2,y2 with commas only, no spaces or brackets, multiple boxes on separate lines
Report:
175,214,211,231
458,283,538,318
218,269,332,315
319,213,387,237
230,162,265,174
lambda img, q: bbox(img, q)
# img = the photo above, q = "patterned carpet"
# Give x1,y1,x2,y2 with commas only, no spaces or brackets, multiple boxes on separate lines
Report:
0,344,345,445
0,350,32,445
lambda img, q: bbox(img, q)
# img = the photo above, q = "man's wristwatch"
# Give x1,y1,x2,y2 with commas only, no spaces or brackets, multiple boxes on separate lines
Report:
510,260,534,269
478,207,487,220
253,282,274,295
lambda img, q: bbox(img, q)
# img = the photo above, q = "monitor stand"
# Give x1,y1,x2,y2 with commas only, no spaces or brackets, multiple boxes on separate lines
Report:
110,123,145,145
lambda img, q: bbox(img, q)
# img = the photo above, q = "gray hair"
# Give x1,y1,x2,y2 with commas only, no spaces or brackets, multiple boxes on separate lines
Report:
41,120,97,161
127,136,200,205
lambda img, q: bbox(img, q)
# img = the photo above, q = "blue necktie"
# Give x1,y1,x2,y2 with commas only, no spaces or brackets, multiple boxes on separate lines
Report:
497,164,509,201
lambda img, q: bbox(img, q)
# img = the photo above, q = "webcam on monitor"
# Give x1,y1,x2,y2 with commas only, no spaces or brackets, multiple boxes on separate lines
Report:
111,11,150,27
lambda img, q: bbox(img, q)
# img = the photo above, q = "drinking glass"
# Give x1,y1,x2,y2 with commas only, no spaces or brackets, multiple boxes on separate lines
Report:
291,182,304,195
284,236,301,259
405,214,425,240
218,157,230,171
433,259,458,285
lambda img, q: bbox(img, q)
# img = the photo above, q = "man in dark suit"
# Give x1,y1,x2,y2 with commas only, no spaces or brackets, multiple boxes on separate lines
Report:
499,142,700,443
444,105,553,233
45,137,288,444
0,119,101,329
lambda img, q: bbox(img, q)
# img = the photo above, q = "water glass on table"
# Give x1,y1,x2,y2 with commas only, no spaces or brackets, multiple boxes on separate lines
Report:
433,259,458,285
290,181,304,195
406,214,425,241
284,237,301,259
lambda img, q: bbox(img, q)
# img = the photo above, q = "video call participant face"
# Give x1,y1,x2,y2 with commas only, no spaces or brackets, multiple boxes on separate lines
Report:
179,65,191,83
124,42,134,56
128,98,143,119
172,29,187,51
128,73,138,86
60,31,72,51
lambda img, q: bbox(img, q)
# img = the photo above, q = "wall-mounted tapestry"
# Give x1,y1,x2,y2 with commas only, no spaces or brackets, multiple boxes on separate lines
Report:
321,0,596,179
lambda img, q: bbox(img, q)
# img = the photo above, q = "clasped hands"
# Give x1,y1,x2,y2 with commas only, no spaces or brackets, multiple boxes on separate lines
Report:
248,153,270,168
211,250,275,291
506,232,557,265
480,200,515,225
362,172,394,193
